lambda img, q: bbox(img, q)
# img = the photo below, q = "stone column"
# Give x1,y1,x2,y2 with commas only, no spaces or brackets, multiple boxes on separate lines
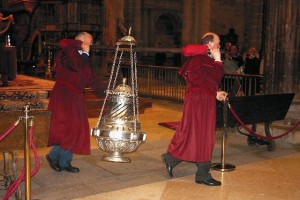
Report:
182,0,194,44
195,0,211,42
103,0,124,46
132,0,142,45
263,0,300,95
102,0,124,78
182,0,211,44
142,7,149,47
244,0,263,52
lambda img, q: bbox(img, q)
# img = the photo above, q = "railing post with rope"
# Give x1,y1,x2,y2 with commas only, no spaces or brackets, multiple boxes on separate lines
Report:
23,105,32,200
0,104,41,200
211,99,236,172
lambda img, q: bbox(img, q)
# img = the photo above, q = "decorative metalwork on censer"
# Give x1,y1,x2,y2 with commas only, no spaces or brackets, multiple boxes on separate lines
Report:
91,29,146,162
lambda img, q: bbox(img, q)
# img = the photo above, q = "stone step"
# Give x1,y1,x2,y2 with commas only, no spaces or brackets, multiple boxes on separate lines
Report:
0,88,152,116
0,109,51,152
0,90,49,100
0,99,49,111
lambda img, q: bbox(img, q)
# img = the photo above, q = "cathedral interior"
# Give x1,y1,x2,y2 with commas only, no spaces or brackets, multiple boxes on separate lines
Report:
0,0,300,199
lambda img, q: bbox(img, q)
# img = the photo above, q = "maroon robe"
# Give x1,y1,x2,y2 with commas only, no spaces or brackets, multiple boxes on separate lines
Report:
167,45,224,162
48,39,105,155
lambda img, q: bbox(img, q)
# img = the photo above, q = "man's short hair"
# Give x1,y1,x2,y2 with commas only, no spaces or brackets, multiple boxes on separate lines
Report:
201,32,215,44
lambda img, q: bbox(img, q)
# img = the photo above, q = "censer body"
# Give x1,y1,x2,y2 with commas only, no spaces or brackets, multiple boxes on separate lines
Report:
91,32,146,163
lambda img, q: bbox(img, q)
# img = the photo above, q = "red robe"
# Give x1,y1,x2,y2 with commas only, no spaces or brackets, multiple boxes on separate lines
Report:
48,39,105,155
167,44,224,162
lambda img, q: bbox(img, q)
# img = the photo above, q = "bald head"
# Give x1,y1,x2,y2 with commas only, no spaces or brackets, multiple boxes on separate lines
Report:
201,32,220,50
75,32,93,43
201,32,219,45
75,32,93,53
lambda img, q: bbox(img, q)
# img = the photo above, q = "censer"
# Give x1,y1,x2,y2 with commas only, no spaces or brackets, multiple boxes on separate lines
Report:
91,29,146,162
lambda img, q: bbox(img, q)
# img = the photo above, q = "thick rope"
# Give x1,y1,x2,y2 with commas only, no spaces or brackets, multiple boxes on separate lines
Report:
0,14,14,35
228,102,300,140
0,120,20,141
3,121,40,200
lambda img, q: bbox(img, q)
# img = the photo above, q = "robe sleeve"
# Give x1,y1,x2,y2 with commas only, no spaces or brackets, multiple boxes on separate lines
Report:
59,39,87,72
87,68,107,97
182,44,208,57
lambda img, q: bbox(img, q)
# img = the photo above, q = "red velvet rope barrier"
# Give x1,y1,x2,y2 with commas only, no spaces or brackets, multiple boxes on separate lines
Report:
0,120,20,141
1,120,40,200
228,103,300,140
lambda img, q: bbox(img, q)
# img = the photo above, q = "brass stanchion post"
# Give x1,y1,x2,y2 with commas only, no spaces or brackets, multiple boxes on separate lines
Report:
23,105,31,199
211,99,235,172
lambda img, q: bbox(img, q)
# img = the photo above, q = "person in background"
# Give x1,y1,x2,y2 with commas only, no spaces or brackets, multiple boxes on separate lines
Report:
222,53,236,73
46,32,106,173
155,42,167,66
162,32,227,186
243,47,260,75
155,42,167,79
243,47,261,95
230,45,244,69
222,45,244,91
221,41,232,61
223,45,244,73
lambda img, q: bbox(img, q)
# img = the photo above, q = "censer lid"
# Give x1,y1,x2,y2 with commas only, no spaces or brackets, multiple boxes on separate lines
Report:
113,78,132,95
118,27,136,45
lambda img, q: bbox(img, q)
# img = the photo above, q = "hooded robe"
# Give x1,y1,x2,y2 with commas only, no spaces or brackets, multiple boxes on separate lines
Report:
48,39,105,154
167,44,224,162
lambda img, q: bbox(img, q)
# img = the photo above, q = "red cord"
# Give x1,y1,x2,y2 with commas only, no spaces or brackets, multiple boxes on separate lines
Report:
0,120,19,141
3,124,40,200
229,104,300,140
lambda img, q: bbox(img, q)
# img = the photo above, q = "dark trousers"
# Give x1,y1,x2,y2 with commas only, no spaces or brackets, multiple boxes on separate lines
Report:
48,145,73,168
163,153,212,181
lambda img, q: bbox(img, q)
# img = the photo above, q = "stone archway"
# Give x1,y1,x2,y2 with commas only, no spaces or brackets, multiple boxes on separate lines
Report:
154,12,182,48
153,12,182,66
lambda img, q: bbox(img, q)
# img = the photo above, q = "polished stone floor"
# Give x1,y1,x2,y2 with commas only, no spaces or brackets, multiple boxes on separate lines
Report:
1,76,300,200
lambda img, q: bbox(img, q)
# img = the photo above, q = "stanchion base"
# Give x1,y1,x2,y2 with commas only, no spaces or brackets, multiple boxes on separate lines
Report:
211,163,236,172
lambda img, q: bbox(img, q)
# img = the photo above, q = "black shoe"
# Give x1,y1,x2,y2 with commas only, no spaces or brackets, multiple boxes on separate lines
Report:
196,178,221,186
46,155,61,172
161,155,173,178
61,164,80,173
1,82,8,87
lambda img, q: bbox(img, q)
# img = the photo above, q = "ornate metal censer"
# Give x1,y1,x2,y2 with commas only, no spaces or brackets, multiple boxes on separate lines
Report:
91,29,146,162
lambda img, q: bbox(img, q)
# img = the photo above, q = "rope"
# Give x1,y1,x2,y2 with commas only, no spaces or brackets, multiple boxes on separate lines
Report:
0,120,20,141
1,120,40,200
0,14,13,35
0,21,11,35
228,102,300,140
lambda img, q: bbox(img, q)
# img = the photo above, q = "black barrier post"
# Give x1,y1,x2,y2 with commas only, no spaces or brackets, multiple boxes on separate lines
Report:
211,99,236,172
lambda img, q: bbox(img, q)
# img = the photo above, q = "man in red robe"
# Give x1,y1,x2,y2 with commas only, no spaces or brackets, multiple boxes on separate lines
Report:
162,32,227,186
46,32,106,173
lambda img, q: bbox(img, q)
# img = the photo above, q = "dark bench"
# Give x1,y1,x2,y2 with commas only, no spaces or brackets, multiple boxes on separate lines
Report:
216,93,295,151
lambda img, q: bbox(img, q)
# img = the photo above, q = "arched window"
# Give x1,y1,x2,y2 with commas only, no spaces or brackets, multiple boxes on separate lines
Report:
155,15,174,35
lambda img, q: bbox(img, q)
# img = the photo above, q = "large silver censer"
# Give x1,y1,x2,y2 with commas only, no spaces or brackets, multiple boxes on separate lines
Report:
91,29,146,162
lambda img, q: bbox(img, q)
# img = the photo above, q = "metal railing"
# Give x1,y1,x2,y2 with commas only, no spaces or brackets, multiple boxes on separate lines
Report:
33,44,263,102
121,65,263,102
222,73,263,96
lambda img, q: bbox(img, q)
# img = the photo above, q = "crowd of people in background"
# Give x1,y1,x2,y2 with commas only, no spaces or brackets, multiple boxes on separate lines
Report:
221,42,262,95
222,41,261,76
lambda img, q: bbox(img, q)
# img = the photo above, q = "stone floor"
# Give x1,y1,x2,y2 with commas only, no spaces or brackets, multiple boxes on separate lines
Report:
0,99,299,200
1,76,300,200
